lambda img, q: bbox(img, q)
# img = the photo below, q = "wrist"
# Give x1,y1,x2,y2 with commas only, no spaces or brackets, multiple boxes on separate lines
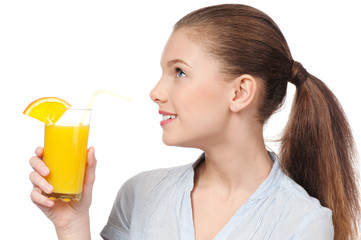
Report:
55,215,91,240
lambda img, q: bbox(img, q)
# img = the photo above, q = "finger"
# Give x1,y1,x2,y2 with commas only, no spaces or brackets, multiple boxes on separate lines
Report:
29,171,53,194
30,188,54,208
35,146,43,158
33,185,42,193
82,147,97,199
29,156,49,177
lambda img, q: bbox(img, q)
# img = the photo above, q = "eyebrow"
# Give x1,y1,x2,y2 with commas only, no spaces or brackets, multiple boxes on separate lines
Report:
166,59,192,69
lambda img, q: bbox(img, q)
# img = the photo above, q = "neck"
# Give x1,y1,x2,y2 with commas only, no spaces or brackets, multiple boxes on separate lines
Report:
194,122,273,197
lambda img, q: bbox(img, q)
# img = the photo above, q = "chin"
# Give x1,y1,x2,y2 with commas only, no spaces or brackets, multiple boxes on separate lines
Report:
162,135,199,149
162,135,179,146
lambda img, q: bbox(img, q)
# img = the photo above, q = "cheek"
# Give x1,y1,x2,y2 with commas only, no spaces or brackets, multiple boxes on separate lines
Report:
175,83,229,125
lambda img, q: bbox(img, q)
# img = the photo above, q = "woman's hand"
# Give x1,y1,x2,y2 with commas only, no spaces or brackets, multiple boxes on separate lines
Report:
29,146,97,239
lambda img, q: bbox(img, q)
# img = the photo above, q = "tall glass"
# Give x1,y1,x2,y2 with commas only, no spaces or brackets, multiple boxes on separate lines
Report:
43,108,91,202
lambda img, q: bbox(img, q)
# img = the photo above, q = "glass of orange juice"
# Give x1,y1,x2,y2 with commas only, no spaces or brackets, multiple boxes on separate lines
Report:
43,108,91,202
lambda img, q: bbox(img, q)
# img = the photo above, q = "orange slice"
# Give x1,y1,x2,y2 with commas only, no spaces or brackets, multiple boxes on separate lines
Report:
23,97,71,125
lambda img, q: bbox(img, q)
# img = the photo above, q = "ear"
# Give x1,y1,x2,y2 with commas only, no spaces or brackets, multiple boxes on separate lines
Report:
229,74,258,113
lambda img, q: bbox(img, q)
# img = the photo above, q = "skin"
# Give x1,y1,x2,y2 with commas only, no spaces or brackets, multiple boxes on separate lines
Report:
150,29,273,240
29,146,96,239
29,28,273,240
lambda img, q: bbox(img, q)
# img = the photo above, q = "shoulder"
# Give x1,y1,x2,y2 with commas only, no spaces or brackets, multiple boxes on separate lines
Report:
121,153,204,196
279,174,331,215
109,163,193,221
139,163,192,181
258,172,334,238
277,174,333,235
120,162,193,197
267,152,332,221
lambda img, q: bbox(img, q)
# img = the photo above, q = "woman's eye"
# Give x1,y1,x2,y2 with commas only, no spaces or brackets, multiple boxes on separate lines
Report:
176,68,186,78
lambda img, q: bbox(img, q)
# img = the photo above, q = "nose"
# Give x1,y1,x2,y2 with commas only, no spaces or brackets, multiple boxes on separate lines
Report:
150,78,167,104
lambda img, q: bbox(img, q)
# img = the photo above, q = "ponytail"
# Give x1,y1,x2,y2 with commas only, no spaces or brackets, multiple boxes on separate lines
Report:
280,62,360,240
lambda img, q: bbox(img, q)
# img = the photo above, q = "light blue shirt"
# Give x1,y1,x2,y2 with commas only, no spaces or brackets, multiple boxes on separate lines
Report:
100,152,333,239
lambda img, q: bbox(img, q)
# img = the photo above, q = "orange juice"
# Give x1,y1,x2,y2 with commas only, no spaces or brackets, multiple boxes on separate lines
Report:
43,124,90,201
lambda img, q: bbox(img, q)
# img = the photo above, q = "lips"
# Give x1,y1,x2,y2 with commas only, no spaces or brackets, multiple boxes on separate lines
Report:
159,110,177,126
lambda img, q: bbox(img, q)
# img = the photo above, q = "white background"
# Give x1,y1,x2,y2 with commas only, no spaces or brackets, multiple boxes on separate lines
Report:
1,0,360,239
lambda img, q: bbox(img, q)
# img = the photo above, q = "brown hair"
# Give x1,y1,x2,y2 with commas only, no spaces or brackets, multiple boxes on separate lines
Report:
174,4,360,239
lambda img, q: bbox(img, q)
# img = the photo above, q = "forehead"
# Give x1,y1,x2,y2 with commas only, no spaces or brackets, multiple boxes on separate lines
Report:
160,29,212,67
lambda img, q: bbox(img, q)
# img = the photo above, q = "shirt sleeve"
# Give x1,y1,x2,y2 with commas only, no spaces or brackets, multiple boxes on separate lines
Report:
100,174,140,240
291,208,334,240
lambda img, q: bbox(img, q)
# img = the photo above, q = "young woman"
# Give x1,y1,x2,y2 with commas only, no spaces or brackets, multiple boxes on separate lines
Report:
29,4,360,240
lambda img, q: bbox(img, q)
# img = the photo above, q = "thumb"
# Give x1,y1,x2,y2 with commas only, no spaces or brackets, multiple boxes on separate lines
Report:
82,147,97,200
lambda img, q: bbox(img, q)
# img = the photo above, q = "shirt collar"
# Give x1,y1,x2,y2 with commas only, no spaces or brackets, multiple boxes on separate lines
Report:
249,151,284,200
189,151,284,200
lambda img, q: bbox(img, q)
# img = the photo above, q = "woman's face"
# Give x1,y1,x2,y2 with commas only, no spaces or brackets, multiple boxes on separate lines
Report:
150,29,232,149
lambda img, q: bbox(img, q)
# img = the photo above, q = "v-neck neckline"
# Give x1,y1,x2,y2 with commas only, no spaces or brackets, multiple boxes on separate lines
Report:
183,151,283,239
